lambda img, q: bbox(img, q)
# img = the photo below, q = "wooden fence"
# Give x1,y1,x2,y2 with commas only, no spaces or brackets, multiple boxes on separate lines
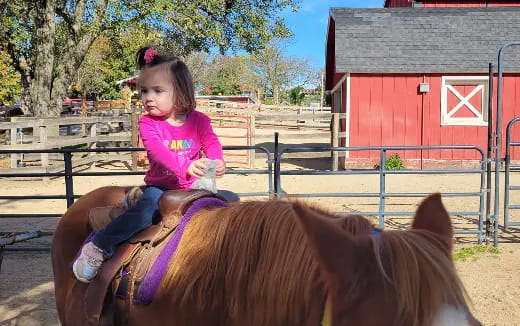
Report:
0,105,336,172
0,113,133,172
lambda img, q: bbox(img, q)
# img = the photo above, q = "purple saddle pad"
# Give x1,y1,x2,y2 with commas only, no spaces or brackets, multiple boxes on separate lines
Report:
135,196,229,304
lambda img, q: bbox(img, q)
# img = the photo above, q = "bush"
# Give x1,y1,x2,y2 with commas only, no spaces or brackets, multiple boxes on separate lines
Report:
374,153,405,170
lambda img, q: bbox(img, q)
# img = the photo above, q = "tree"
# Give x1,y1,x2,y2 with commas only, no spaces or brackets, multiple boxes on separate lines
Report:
246,41,316,105
0,51,21,105
0,0,299,117
204,55,248,95
181,52,210,92
77,27,162,99
288,86,305,105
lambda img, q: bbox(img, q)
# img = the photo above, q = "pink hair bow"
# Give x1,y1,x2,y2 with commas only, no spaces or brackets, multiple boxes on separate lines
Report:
144,48,158,64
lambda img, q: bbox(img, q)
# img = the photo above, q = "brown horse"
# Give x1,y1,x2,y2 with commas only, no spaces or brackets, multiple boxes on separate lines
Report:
52,187,478,325
294,193,482,326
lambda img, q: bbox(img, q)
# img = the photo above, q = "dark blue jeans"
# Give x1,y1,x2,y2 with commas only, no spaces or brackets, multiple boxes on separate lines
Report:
92,186,238,258
92,186,164,258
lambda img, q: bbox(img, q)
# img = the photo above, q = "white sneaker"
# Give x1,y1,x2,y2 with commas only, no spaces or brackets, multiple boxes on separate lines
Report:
72,242,104,283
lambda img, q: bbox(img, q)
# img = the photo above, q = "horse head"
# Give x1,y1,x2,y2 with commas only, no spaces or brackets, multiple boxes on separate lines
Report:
293,193,482,326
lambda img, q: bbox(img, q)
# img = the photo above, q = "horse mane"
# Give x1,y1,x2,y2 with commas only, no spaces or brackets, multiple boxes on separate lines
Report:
371,230,469,326
159,200,374,325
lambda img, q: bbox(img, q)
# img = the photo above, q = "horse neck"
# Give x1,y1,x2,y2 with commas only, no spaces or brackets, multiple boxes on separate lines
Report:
157,201,328,325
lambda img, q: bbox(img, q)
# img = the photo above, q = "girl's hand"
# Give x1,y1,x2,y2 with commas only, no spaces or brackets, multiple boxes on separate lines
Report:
187,158,210,178
214,159,226,178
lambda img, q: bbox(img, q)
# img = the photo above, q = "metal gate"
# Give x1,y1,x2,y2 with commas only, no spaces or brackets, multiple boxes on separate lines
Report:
493,42,520,244
504,117,520,230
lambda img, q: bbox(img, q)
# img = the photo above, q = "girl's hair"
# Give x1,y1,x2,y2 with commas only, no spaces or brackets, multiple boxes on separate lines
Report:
135,46,196,112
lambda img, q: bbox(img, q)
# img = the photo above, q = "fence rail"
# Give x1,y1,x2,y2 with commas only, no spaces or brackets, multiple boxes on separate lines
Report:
274,142,487,241
0,145,272,255
0,137,495,256
0,109,335,171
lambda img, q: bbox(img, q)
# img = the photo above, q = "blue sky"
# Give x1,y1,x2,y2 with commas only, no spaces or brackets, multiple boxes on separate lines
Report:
282,0,384,68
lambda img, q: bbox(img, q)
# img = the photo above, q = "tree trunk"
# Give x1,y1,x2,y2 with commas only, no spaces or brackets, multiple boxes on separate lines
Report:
256,88,262,104
29,0,107,117
20,70,32,115
31,0,56,117
48,0,107,116
273,87,280,105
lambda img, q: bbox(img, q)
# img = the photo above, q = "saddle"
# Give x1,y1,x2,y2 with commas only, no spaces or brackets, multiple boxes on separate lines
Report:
82,187,228,326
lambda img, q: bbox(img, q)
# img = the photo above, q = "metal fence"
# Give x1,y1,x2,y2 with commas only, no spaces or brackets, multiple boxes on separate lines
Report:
0,145,273,255
0,139,504,253
274,142,487,242
504,117,520,230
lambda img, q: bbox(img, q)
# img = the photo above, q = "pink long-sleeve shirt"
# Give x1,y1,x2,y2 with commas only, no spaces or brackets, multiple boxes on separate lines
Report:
139,110,224,189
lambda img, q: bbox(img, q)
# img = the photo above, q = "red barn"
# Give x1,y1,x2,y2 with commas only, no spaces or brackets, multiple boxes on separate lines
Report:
325,6,520,168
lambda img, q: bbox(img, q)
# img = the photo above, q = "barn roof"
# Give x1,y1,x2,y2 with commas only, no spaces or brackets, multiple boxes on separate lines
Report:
329,7,520,75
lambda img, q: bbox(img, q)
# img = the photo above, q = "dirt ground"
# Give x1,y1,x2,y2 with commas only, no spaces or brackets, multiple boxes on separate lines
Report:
1,127,520,325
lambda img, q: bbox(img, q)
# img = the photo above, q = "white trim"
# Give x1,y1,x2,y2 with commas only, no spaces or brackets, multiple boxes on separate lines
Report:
441,76,489,126
345,73,350,158
331,73,347,94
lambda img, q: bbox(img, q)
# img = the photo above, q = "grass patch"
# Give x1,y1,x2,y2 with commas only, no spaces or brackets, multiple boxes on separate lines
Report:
453,245,500,262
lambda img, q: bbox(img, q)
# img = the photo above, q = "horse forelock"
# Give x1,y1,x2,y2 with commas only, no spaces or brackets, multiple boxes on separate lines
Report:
158,200,336,325
371,230,469,326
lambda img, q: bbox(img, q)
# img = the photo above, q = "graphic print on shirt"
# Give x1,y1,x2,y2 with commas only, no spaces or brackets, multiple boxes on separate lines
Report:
159,138,197,176
163,138,195,156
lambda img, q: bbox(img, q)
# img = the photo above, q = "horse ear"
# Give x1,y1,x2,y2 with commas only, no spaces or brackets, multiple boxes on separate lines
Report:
292,202,358,278
412,193,453,248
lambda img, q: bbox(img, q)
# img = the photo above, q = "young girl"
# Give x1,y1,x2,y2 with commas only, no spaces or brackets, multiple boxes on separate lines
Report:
73,47,232,283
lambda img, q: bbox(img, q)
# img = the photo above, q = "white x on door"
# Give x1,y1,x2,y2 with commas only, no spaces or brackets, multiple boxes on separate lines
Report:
441,76,489,126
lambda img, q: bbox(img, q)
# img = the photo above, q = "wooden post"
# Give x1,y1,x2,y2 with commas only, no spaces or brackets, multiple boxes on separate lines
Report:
9,127,17,168
332,113,339,171
248,114,256,169
39,126,48,169
131,112,139,171
89,122,97,157
81,92,87,136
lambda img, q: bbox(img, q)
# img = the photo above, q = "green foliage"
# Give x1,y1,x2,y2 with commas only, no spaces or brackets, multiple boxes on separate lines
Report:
78,28,163,99
204,55,246,95
453,245,500,262
67,84,83,98
0,51,21,105
0,0,301,116
288,86,305,105
161,1,299,55
246,41,318,104
374,153,406,170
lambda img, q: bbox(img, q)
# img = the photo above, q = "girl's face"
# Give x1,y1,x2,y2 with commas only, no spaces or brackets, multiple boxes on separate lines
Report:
139,65,176,118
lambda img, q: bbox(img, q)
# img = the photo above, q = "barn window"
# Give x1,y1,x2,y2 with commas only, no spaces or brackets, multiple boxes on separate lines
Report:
441,76,489,126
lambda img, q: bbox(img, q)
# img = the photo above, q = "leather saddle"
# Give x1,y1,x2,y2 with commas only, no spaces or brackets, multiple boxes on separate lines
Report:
82,187,228,326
